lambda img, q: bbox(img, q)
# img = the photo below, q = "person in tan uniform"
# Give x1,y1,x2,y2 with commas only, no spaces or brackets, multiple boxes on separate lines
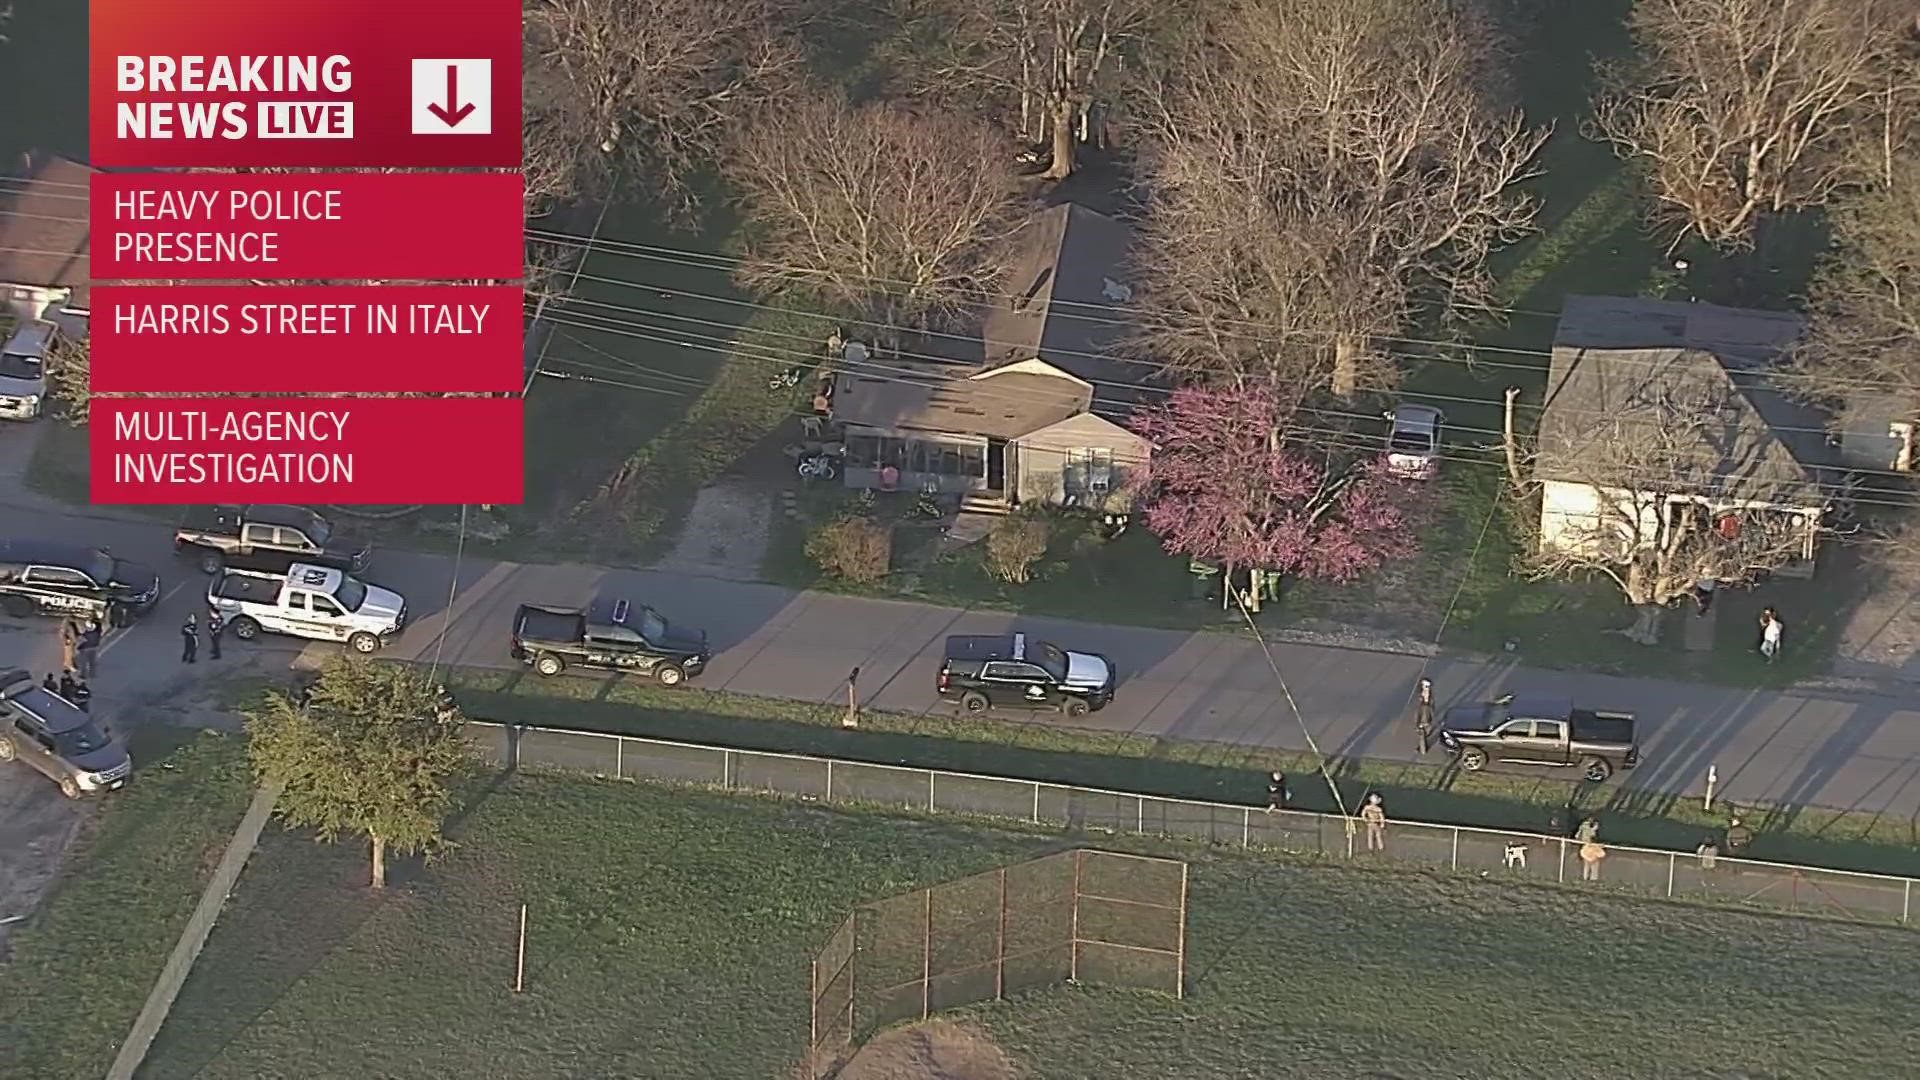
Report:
1360,794,1387,852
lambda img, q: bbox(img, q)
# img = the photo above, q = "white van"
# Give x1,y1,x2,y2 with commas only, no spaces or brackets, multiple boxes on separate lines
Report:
0,320,56,421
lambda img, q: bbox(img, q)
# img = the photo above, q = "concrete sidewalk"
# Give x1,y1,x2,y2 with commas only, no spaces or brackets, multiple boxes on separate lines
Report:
4,495,1918,821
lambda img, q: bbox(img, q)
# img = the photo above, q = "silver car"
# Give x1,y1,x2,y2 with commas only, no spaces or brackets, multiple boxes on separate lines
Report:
0,669,131,798
1383,404,1445,480
0,320,55,422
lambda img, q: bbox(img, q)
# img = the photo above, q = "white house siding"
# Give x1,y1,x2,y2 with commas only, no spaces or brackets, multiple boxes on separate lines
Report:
1536,478,1822,575
1012,412,1149,513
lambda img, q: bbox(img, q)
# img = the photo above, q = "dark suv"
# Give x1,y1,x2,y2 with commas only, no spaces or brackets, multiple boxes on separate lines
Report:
0,540,162,625
0,668,131,798
937,633,1116,718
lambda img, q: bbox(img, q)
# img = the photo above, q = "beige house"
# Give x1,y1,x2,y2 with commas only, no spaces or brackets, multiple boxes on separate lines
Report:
1534,296,1841,577
829,203,1154,514
0,153,92,333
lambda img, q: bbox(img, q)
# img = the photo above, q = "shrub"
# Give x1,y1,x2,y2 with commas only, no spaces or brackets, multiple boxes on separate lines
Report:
807,516,892,584
984,516,1050,584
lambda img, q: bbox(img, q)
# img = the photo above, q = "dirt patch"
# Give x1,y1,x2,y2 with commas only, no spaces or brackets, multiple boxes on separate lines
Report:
1832,556,1920,683
0,768,92,957
650,481,774,581
830,1021,1019,1080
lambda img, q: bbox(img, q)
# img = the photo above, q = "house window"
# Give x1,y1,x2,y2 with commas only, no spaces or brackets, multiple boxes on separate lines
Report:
1064,448,1115,494
846,435,881,469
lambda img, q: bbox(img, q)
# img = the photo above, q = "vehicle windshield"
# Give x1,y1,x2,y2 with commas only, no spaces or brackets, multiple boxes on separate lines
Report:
335,576,368,612
1388,430,1433,453
79,551,114,585
110,558,142,587
0,352,41,381
637,608,668,641
53,720,113,758
1031,641,1068,681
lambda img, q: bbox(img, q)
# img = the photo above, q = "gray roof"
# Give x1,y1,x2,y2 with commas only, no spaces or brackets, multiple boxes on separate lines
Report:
978,204,1156,412
831,365,1090,439
1538,296,1835,504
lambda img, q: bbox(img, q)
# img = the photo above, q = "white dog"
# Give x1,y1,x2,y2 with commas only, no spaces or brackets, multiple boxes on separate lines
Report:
1503,843,1528,869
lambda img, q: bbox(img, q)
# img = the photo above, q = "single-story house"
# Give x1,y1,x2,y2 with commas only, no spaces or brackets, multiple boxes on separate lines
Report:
1534,295,1843,577
0,152,92,334
829,203,1155,513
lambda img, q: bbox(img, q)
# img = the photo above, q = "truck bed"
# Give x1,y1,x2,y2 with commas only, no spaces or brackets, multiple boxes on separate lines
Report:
514,605,585,646
1570,710,1635,746
179,504,245,537
213,572,282,605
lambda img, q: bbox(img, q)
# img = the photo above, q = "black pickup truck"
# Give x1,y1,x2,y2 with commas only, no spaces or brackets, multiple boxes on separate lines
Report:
175,504,372,576
1439,692,1640,783
510,598,710,685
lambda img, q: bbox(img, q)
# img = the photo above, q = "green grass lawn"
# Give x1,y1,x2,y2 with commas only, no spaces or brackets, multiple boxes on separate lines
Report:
135,769,1917,1080
0,732,253,1080
433,667,1920,880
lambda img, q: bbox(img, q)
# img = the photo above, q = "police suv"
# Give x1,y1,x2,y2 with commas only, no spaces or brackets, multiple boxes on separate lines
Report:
0,541,162,624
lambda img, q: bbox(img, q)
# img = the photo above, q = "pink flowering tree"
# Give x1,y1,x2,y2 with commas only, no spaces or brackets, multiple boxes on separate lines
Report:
1131,384,1425,611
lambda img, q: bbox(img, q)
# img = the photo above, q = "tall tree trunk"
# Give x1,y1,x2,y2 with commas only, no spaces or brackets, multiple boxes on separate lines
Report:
1624,604,1664,645
371,833,387,889
1042,97,1077,180
1331,334,1363,398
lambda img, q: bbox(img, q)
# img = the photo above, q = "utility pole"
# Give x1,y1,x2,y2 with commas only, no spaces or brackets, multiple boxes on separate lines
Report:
1502,386,1527,494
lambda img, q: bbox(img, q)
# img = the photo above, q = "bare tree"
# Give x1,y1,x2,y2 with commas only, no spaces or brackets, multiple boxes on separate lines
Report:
523,0,808,213
1796,155,1920,440
1129,0,1545,399
723,95,1028,331
1524,390,1820,645
1592,0,1920,250
885,0,1161,180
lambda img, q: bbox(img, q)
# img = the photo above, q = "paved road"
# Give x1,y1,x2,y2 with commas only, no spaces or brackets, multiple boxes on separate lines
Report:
1,469,1916,821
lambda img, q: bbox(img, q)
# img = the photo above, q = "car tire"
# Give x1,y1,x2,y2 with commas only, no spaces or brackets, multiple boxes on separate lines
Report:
1460,747,1488,771
0,737,14,762
1582,757,1614,784
231,616,260,641
959,691,989,714
1,596,33,619
348,632,380,654
1061,697,1091,719
198,551,224,575
655,664,685,687
59,776,81,799
534,654,565,677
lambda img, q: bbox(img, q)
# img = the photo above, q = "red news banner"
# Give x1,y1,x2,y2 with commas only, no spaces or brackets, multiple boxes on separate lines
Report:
90,0,521,169
91,172,524,281
91,285,524,393
91,398,525,505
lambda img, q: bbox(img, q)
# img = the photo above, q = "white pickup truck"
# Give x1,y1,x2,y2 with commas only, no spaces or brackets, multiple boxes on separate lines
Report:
208,563,407,653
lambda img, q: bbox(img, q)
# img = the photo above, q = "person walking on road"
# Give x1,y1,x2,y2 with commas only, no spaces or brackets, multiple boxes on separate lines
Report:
1360,794,1387,852
1414,678,1435,755
180,613,199,664
1759,610,1784,664
76,619,101,678
58,618,79,674
206,606,224,661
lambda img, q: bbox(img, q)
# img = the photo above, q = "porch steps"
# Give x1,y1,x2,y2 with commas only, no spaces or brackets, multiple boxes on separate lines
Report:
958,493,1012,517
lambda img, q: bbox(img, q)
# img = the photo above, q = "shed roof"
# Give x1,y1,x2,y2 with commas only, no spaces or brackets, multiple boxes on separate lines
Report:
0,154,92,308
1537,296,1834,504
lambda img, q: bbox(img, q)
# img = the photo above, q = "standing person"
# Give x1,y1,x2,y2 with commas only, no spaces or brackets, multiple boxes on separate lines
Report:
1360,794,1387,852
206,605,224,661
180,613,199,665
58,672,78,700
1759,610,1784,664
1692,578,1717,616
69,680,91,712
1579,841,1607,881
76,619,102,678
1414,678,1435,755
1723,816,1753,858
58,618,79,675
1575,816,1601,845
1696,838,1720,873
1267,771,1290,813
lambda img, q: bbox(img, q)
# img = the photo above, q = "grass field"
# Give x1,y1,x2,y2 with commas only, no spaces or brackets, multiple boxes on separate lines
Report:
127,765,1917,1080
0,732,252,1080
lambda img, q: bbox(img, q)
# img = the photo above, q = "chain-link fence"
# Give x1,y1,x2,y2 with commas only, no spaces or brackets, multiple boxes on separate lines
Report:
803,849,1186,1075
466,723,1917,930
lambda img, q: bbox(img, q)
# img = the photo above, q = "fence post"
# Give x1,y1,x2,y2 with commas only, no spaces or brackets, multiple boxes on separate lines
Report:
1450,827,1459,871
809,957,818,1051
1905,879,1911,926
1667,853,1676,898
722,749,732,789
996,867,1008,1000
615,737,623,779
1069,850,1083,982
1557,839,1566,884
1175,861,1189,1000
826,759,834,802
928,770,935,813
1242,807,1249,849
1137,796,1145,835
921,887,933,1021
1031,783,1040,824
